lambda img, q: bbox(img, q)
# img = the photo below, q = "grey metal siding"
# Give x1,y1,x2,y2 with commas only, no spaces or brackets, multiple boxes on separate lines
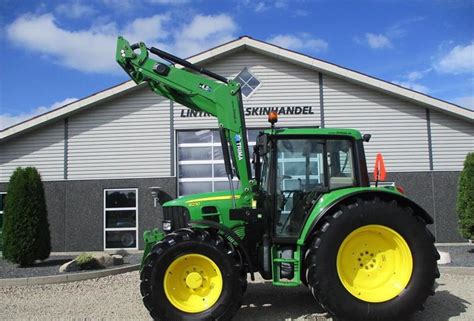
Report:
67,87,171,179
0,121,64,182
323,75,431,172
174,50,321,129
430,110,474,171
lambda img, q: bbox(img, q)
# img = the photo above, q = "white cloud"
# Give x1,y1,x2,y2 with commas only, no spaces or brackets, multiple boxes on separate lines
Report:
55,2,96,19
393,68,431,93
174,14,238,57
292,9,309,17
1,98,77,130
452,96,474,109
407,71,423,81
254,2,267,12
266,33,328,52
358,18,423,50
147,0,190,3
365,33,392,49
6,14,169,73
5,12,235,73
392,80,429,93
239,0,287,12
274,0,287,8
435,42,474,74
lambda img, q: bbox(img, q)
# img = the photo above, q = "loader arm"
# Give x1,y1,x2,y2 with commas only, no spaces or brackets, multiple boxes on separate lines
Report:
116,36,254,203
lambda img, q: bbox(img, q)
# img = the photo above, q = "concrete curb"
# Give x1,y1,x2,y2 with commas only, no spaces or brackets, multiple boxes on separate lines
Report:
0,264,140,287
439,266,474,276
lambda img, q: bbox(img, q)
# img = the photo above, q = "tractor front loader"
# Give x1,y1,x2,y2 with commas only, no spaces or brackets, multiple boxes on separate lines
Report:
116,37,439,321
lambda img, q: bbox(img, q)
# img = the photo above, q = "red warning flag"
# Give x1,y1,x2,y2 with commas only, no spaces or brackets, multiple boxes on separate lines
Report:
374,153,386,182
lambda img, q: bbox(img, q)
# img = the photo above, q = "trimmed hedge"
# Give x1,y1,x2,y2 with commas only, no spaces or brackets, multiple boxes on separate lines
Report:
457,153,474,240
2,167,51,266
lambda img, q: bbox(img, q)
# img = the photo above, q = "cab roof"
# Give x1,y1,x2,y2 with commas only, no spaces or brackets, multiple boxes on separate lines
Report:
264,127,363,139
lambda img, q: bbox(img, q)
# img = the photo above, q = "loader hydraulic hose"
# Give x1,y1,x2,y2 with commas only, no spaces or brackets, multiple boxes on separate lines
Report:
148,47,229,84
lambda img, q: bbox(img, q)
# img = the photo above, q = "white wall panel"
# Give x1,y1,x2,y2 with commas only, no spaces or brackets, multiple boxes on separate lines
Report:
2,48,472,183
67,87,171,179
431,110,474,171
323,75,430,172
0,121,64,182
174,49,321,131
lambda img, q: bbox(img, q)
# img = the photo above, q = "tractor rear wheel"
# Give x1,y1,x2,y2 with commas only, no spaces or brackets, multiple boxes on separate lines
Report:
140,228,245,321
305,197,439,321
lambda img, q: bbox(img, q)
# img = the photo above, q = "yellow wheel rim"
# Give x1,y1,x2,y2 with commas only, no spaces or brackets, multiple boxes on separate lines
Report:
336,225,413,303
163,254,223,313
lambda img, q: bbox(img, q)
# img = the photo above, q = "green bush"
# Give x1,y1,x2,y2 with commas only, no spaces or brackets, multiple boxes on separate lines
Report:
75,253,101,270
457,153,474,240
2,167,51,266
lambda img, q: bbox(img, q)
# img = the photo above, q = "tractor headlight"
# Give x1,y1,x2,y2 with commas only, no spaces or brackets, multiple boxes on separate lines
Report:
162,220,172,232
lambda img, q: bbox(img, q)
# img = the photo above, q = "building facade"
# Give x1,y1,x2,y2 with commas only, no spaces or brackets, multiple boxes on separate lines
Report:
1,37,473,251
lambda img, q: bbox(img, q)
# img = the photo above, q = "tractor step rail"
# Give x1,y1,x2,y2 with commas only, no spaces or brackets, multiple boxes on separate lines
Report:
271,245,302,287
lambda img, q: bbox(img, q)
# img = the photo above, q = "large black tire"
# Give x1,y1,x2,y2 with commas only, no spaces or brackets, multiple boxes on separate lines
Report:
305,197,439,321
140,228,245,321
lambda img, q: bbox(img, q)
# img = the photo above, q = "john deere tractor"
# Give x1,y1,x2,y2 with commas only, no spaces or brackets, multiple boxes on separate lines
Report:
116,37,439,321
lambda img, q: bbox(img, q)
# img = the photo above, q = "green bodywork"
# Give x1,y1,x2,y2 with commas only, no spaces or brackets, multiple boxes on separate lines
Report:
116,37,406,286
266,127,362,139
141,186,403,274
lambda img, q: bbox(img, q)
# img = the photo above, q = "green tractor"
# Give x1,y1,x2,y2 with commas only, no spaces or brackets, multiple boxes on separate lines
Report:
116,37,439,321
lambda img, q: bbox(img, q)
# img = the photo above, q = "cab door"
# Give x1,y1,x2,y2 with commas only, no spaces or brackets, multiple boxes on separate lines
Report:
272,138,326,238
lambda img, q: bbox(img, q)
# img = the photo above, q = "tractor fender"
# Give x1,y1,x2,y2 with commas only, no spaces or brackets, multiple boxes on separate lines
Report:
303,190,434,244
188,220,255,281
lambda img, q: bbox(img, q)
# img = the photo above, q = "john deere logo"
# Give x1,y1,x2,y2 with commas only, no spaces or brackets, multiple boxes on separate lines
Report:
235,134,244,161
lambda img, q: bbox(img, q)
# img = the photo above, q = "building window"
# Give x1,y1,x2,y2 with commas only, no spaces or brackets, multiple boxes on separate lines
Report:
177,129,260,196
104,189,138,250
234,67,261,97
0,192,6,232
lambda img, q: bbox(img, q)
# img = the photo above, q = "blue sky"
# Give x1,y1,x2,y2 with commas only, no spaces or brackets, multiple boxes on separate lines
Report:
0,0,473,129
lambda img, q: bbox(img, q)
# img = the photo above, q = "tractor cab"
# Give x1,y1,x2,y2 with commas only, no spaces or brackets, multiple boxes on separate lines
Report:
254,127,370,240
251,124,371,285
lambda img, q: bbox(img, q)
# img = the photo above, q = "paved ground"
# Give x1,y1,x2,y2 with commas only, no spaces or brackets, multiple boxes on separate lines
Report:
1,270,472,320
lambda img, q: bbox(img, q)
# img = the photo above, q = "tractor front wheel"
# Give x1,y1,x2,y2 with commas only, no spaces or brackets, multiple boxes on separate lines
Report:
305,197,439,321
140,228,245,321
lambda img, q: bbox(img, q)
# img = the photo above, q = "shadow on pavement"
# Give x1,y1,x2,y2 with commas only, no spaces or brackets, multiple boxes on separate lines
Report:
235,282,471,321
235,281,328,321
409,288,470,321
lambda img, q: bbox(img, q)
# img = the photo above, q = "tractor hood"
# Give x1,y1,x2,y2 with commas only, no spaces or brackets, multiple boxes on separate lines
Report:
163,190,242,208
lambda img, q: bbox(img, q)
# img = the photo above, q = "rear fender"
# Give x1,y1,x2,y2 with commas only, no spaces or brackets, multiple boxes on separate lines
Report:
300,190,433,245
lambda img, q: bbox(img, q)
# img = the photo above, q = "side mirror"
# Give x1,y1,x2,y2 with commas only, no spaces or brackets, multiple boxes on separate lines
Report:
363,134,371,142
256,133,269,156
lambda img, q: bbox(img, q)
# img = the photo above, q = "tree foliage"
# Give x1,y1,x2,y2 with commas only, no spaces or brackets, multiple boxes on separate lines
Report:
2,167,51,266
457,153,474,240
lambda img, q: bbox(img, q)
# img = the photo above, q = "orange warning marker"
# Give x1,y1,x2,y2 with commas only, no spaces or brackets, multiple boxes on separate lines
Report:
374,153,386,183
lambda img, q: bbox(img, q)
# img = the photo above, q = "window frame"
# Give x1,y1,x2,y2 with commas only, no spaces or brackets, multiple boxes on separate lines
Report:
103,188,138,250
234,67,262,100
0,192,6,215
0,192,6,231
